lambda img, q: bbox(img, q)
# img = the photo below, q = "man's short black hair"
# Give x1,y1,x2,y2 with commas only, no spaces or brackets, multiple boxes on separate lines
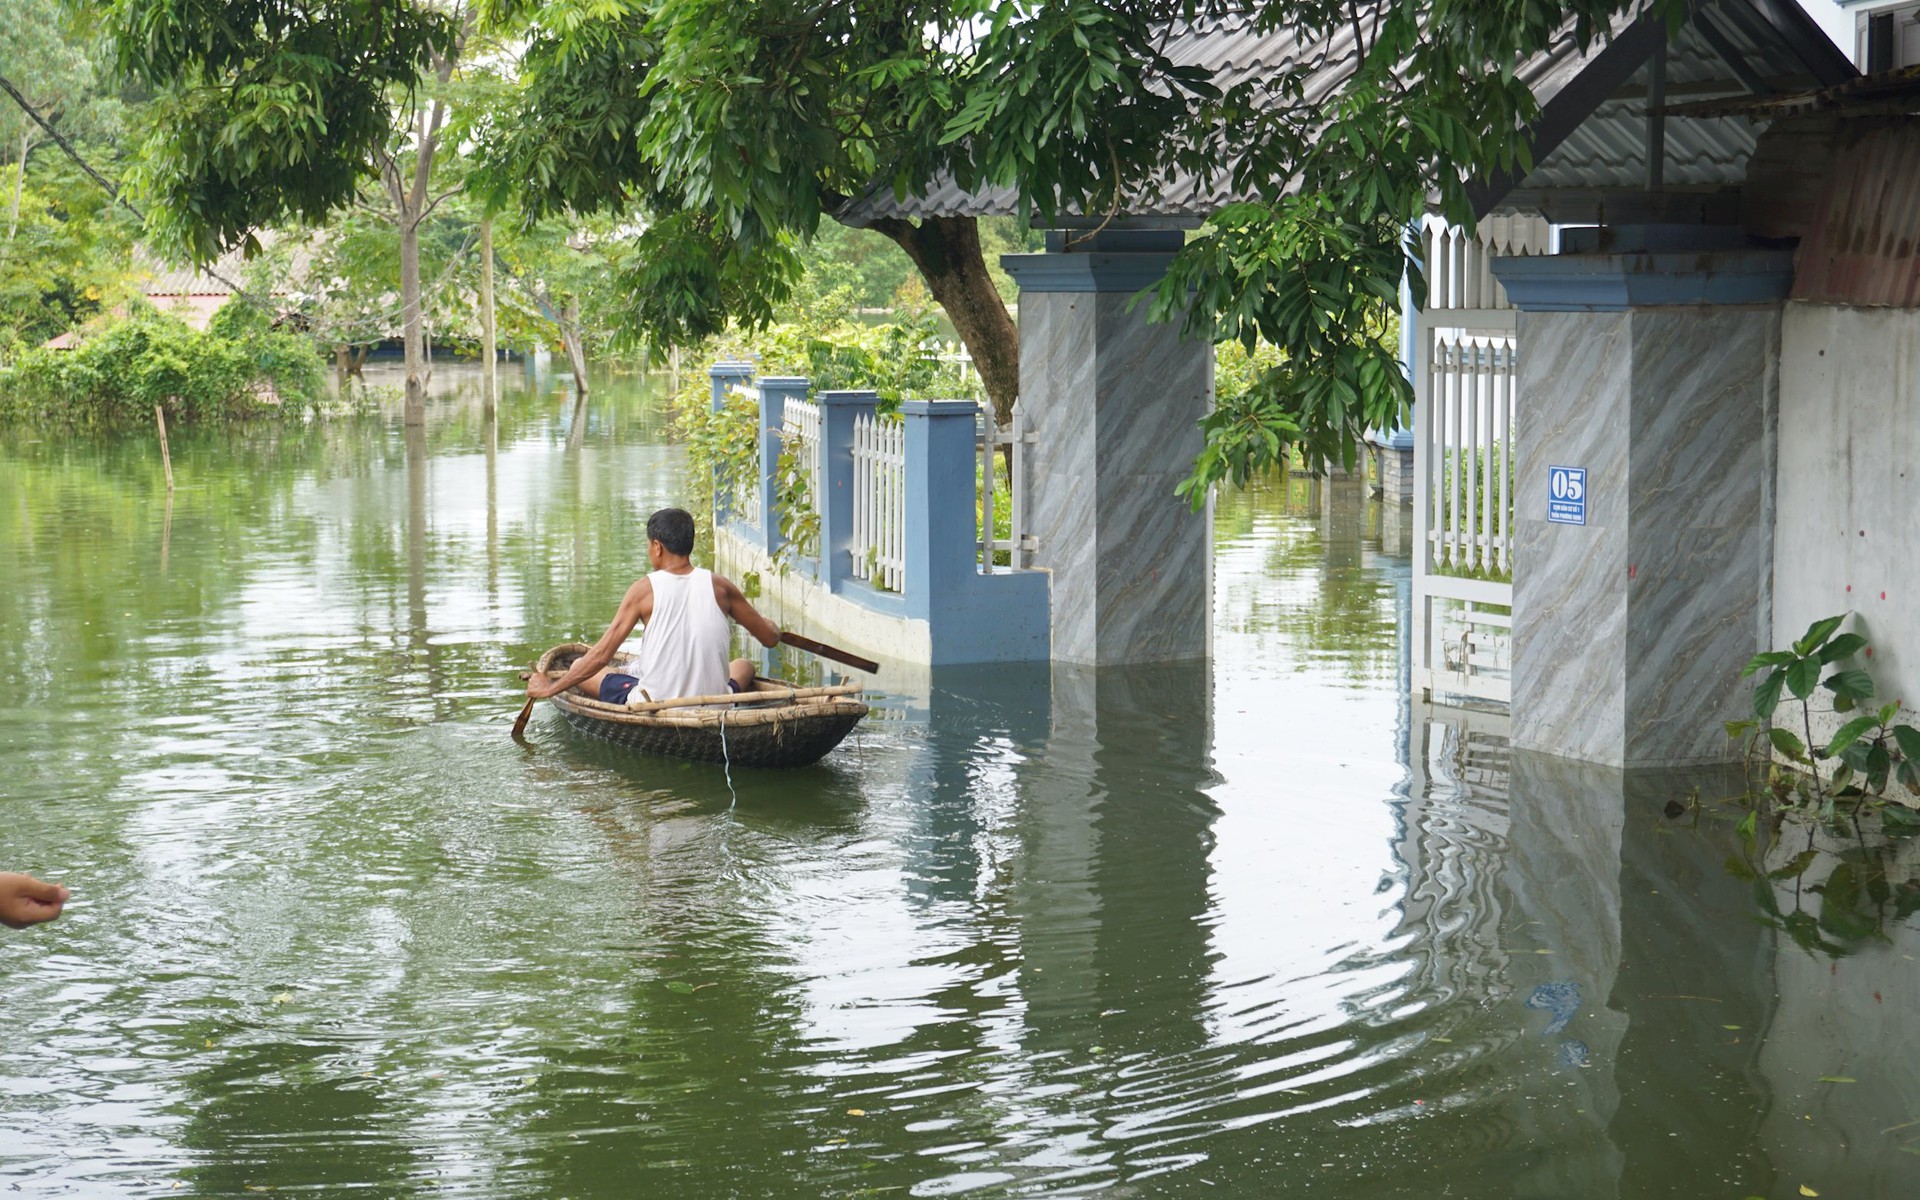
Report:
647,507,697,557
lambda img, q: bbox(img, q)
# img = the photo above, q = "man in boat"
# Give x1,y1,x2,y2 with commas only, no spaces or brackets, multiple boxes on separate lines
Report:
525,507,780,705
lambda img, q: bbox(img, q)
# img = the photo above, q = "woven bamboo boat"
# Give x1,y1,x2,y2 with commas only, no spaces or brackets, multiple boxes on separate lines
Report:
532,643,869,768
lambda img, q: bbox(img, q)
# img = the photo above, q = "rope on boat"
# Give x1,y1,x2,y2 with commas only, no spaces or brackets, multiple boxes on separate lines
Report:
719,706,738,811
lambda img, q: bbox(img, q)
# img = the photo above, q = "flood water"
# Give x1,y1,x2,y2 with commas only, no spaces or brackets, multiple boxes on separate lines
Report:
3,364,1917,1198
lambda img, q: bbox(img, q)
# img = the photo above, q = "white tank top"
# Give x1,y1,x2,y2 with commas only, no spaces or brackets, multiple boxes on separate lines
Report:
633,568,732,701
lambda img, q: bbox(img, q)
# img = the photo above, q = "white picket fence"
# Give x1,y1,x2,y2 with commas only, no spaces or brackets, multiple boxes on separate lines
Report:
1410,215,1547,706
1427,334,1516,577
781,394,822,512
977,408,1030,571
1421,214,1551,312
851,411,907,591
927,338,973,385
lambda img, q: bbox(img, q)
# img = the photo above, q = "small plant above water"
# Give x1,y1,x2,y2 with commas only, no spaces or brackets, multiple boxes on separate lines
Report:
1729,614,1920,826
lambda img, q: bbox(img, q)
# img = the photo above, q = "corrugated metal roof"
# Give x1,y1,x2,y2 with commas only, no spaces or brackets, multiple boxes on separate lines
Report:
837,0,1855,223
1793,118,1920,307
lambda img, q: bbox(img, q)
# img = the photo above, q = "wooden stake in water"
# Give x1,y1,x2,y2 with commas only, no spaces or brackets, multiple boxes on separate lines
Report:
155,404,174,493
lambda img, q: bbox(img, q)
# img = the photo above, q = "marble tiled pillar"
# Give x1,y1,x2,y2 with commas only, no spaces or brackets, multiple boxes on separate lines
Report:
1003,236,1213,665
1495,247,1791,766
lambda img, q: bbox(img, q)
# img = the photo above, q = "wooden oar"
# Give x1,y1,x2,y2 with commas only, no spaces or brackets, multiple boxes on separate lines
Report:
779,631,879,674
511,665,539,740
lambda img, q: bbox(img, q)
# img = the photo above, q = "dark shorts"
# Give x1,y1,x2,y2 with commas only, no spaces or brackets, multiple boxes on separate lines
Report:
599,674,641,704
599,673,742,704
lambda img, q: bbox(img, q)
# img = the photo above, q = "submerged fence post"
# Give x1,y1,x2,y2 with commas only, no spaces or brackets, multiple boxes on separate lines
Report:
817,390,879,591
756,376,810,557
155,403,175,493
708,361,753,524
901,399,980,621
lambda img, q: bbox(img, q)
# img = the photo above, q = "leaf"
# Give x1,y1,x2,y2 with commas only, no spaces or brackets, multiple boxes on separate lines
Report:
1786,657,1822,700
1769,727,1808,761
846,1108,866,1116
1796,615,1846,656
1737,810,1758,842
1819,633,1868,663
665,981,696,994
1893,724,1920,762
1817,1077,1855,1084
1824,715,1880,758
1752,670,1786,719
1799,1187,1820,1197
1743,650,1797,676
1768,850,1820,880
1822,670,1875,704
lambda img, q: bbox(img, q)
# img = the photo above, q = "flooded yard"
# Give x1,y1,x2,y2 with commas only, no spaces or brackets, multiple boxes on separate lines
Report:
2,365,1915,1197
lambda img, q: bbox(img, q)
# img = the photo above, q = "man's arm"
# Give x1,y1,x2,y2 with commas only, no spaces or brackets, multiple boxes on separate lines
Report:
528,578,652,699
714,574,781,648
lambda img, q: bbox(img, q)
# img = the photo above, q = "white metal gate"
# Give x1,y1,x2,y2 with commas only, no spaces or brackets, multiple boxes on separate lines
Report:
1410,215,1550,705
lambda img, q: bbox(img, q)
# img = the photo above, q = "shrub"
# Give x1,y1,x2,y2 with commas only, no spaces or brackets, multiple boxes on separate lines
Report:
0,301,324,425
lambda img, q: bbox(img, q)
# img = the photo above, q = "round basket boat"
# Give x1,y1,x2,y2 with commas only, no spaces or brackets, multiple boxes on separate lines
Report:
532,643,870,769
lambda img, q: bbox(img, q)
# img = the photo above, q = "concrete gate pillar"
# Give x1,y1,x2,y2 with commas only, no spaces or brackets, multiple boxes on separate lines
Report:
1492,232,1792,766
1002,232,1213,666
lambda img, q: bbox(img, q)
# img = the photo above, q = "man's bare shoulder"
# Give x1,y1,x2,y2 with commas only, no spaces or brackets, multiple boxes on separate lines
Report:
710,572,742,602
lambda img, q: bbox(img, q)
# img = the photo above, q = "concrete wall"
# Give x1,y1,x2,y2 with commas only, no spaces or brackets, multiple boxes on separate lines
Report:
1775,303,1920,746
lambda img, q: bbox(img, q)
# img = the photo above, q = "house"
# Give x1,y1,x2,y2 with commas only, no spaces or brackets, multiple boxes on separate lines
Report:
1843,0,1920,70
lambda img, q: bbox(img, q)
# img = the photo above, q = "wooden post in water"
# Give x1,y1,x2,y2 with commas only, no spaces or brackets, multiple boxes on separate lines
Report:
155,403,174,493
480,218,498,416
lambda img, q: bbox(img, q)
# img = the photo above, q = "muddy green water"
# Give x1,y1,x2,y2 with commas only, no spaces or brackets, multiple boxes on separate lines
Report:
2,364,1917,1198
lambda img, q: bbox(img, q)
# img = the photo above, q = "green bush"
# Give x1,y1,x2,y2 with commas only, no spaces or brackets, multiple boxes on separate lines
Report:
0,301,324,425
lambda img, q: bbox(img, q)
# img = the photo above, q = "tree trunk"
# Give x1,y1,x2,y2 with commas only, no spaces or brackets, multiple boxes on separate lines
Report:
560,296,589,399
334,344,352,385
349,344,369,378
867,215,1020,426
480,218,497,416
400,213,426,425
5,130,33,253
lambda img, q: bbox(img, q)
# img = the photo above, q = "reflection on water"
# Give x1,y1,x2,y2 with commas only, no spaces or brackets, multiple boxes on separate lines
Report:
2,369,1918,1197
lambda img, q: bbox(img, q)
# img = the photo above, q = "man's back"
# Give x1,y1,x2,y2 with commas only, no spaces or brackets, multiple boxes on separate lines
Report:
632,567,732,700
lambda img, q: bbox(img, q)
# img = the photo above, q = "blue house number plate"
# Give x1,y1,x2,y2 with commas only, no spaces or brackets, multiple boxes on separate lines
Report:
1548,466,1587,526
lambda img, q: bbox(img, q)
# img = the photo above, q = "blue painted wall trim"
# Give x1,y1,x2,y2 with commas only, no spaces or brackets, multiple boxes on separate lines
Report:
723,378,1050,665
1491,251,1796,312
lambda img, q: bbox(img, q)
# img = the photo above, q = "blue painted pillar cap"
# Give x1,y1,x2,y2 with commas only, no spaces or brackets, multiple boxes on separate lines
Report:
709,359,754,413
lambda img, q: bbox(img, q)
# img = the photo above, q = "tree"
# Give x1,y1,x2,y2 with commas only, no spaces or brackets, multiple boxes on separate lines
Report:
0,0,100,250
481,0,1033,421
105,0,463,423
487,0,1656,490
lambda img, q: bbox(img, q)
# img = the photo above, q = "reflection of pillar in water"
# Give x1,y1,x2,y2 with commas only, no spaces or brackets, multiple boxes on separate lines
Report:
1608,763,1771,1197
1012,661,1218,1057
902,663,1051,909
1502,750,1631,1198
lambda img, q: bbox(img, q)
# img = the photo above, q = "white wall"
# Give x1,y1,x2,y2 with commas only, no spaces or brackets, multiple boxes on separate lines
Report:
1774,303,1920,745
1797,0,1856,61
